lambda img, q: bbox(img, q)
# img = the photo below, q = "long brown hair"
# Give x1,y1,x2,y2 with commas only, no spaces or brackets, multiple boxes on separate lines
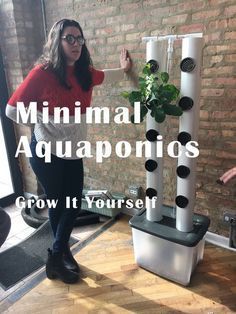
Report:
38,19,93,91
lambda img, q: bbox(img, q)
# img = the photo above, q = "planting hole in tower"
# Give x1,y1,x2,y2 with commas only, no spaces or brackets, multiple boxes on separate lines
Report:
146,188,157,198
179,96,194,111
146,129,159,141
175,195,189,208
176,165,190,178
177,131,191,145
145,159,158,172
180,57,196,72
147,59,159,73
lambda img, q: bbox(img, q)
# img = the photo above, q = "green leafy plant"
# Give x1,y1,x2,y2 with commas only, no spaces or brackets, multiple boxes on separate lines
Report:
121,62,182,123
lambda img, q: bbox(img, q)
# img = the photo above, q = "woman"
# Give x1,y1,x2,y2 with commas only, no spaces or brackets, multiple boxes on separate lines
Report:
5,19,131,284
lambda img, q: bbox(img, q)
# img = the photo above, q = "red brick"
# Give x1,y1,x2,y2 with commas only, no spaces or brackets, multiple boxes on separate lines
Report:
130,52,146,59
201,88,224,97
117,43,140,51
225,54,236,63
229,17,236,28
143,0,167,6
199,158,222,166
106,15,128,25
224,5,236,17
107,35,123,44
205,44,236,54
209,0,231,5
216,151,236,159
95,26,120,36
87,37,106,46
202,77,236,86
85,18,106,28
178,23,204,34
163,14,188,25
204,185,230,195
120,2,141,12
138,19,159,31
192,9,220,21
220,122,236,130
79,10,98,19
177,1,205,12
203,66,234,76
148,6,171,17
204,32,221,42
200,110,209,120
208,19,228,30
224,141,236,150
202,78,213,86
225,31,236,40
80,6,117,19
225,89,236,98
212,111,236,120
126,32,142,41
120,24,135,32
215,77,236,86
222,130,235,138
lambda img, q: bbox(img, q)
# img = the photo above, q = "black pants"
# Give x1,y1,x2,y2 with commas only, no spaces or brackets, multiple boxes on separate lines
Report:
29,135,84,253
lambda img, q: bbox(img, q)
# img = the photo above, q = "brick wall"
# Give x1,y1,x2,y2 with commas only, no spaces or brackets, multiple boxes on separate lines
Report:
1,0,236,235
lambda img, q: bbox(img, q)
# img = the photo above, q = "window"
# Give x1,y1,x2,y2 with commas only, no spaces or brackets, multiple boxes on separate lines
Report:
0,48,23,207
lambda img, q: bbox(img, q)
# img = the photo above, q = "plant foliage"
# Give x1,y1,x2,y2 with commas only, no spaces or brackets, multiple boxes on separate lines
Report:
121,63,182,123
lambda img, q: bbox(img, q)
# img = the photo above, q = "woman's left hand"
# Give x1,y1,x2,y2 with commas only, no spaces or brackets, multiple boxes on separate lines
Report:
120,48,132,72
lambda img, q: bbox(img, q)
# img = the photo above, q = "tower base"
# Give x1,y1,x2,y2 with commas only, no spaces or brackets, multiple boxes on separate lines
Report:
129,207,210,286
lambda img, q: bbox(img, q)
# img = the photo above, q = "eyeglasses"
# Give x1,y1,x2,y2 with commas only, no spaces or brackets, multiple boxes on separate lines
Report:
61,34,85,46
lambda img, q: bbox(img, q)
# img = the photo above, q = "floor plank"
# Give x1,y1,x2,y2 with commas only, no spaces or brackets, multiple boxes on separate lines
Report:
2,215,236,314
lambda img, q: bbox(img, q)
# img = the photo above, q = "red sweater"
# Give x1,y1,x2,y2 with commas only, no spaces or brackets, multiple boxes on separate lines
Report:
8,64,105,115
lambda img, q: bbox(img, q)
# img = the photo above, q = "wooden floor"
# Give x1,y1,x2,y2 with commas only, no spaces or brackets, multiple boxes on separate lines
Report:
2,215,236,313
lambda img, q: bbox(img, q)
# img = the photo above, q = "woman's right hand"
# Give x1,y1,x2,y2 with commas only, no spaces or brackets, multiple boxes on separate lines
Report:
120,48,132,72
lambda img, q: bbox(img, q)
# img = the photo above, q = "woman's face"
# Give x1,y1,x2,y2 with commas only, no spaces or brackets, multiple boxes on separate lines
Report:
61,26,83,65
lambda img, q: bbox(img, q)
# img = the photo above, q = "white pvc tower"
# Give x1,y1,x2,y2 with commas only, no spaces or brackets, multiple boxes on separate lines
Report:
176,37,203,232
145,40,167,222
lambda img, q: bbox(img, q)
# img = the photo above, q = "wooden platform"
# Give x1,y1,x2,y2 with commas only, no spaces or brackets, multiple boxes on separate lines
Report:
2,215,236,313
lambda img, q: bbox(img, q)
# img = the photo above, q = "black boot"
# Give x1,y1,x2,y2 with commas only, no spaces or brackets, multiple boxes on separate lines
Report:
46,248,79,284
63,244,80,273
